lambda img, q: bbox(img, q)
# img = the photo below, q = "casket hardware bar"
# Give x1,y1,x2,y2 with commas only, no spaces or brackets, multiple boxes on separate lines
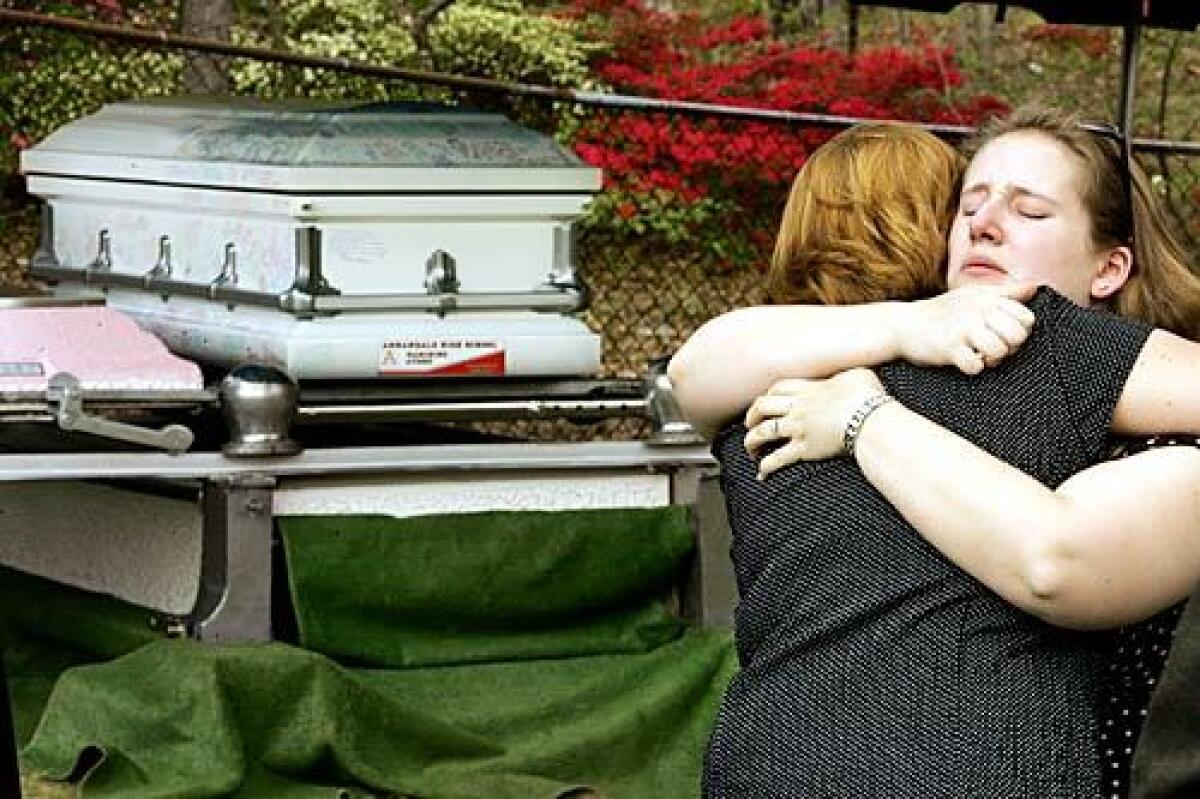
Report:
33,260,587,315
34,262,270,307
302,287,585,314
44,372,196,453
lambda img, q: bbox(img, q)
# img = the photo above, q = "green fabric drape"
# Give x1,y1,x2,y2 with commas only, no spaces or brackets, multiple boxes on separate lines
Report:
6,506,737,798
280,507,697,668
0,564,161,745
25,633,734,798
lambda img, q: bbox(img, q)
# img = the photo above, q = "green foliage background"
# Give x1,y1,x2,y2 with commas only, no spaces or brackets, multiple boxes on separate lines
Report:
0,0,602,175
2,2,1197,266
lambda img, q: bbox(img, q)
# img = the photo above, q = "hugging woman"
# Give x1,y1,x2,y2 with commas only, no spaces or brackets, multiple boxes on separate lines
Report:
669,107,1200,798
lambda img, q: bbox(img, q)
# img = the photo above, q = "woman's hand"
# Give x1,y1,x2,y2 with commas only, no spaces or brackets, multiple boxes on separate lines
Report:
890,283,1037,374
744,368,886,478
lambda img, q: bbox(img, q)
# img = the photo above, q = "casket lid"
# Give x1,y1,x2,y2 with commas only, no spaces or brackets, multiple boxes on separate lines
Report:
21,98,601,194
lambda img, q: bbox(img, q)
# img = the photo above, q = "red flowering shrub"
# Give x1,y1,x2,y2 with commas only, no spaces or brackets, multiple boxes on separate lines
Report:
562,0,1008,270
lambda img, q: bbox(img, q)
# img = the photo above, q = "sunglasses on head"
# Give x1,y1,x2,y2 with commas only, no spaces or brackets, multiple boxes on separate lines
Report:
1080,121,1135,245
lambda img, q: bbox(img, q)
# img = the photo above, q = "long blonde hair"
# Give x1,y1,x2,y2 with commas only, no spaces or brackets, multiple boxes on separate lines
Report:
768,123,964,306
969,105,1200,339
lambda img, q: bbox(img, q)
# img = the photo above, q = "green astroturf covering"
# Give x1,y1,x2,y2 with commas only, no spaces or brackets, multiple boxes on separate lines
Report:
4,506,737,797
278,506,697,667
0,564,160,745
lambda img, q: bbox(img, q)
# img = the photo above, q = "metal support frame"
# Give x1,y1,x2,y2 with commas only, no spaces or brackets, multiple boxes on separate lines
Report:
0,441,715,483
0,448,718,793
672,464,736,628
187,474,277,642
0,442,718,643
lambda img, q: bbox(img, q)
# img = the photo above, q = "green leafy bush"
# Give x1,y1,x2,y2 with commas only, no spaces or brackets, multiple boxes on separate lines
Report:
1,0,599,170
430,1,600,89
0,12,181,158
230,0,421,101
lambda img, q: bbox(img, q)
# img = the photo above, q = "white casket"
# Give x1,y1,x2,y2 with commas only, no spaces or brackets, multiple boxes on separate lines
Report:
21,98,603,379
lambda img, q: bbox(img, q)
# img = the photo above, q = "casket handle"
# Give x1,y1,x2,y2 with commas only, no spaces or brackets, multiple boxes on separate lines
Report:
143,234,173,288
31,204,60,270
86,228,112,274
209,242,239,297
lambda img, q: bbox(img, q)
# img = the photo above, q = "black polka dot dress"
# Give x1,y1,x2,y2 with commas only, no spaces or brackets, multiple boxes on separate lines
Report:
703,289,1153,799
1097,436,1199,798
1099,603,1183,799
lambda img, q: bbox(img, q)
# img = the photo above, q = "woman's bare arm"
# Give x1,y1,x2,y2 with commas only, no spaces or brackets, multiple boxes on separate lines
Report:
852,401,1200,629
1113,328,1200,435
667,303,903,439
666,285,1036,439
744,368,1200,629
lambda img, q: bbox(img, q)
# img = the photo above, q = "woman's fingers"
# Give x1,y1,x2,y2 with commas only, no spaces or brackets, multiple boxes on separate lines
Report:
745,394,791,428
947,298,1034,372
745,408,788,456
988,306,1033,348
903,287,1037,371
995,294,1036,327
952,342,986,375
961,303,1034,369
756,439,809,481
965,326,1010,367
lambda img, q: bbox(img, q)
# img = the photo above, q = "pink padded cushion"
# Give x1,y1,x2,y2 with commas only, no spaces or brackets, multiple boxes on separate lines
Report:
0,307,202,391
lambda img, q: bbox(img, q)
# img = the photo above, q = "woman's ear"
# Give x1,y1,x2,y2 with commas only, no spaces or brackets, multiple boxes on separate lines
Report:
1090,245,1133,300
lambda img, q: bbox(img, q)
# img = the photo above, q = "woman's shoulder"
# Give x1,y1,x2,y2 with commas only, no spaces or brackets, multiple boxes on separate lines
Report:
1031,285,1153,338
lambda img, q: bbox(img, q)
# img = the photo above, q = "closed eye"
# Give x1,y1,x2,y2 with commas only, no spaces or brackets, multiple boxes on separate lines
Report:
959,198,983,216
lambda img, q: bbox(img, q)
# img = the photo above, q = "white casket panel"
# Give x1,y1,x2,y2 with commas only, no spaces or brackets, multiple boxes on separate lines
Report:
22,99,604,379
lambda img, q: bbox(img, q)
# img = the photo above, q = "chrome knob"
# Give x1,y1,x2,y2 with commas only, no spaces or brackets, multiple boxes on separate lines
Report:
219,364,301,457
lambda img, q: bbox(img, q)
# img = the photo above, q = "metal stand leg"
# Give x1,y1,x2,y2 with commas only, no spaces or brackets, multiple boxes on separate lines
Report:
674,466,737,628
187,475,277,642
0,651,22,798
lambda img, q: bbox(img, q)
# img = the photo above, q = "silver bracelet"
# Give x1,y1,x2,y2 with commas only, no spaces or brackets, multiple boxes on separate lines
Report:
843,393,894,457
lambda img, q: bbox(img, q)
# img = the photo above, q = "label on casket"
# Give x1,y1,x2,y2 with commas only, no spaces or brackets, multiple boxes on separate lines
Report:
378,338,506,376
